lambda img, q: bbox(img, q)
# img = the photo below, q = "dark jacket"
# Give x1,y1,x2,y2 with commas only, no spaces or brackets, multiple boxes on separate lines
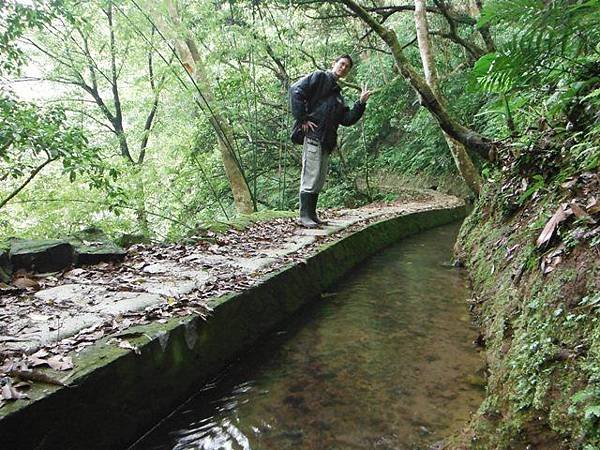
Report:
289,70,366,152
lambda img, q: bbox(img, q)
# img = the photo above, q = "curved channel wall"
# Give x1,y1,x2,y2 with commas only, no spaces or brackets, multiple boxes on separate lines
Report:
0,206,465,450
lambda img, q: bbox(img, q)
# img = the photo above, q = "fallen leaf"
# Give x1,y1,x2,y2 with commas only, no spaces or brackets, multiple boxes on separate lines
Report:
561,179,577,190
1,382,28,400
29,356,49,368
570,201,596,223
46,355,73,371
13,277,40,289
117,340,141,355
30,349,49,359
8,370,66,386
536,204,573,248
542,255,562,274
587,198,600,215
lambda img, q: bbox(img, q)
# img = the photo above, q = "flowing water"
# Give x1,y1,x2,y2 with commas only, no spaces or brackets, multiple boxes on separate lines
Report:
132,223,484,450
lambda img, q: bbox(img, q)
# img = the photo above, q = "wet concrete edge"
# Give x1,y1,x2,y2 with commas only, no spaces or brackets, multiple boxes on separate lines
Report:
0,205,466,450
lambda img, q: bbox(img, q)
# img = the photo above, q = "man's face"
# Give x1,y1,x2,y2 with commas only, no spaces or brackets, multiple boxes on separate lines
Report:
332,58,352,78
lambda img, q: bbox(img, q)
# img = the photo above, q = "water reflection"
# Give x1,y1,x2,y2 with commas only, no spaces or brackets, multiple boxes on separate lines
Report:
132,223,484,450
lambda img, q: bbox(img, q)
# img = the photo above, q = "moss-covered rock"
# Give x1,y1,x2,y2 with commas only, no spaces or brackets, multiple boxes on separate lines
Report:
73,242,127,265
66,229,127,265
9,239,74,273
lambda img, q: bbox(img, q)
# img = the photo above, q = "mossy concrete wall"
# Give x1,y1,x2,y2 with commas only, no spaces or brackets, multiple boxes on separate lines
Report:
0,206,465,450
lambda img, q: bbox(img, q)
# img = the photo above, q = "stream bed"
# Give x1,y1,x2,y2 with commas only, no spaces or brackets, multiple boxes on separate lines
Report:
131,222,484,450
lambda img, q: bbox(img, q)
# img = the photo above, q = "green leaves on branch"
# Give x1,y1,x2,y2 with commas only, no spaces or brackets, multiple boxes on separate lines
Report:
0,93,112,208
472,0,600,93
469,52,518,94
469,0,600,139
0,0,68,75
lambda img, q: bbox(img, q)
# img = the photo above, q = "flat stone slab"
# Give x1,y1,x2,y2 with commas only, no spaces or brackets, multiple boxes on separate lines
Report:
0,248,11,283
139,280,199,297
232,256,278,273
34,283,100,306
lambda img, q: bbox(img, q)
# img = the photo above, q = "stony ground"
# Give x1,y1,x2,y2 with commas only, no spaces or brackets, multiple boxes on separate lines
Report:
0,190,462,405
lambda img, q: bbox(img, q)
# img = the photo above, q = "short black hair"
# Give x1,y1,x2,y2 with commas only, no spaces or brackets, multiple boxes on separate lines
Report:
335,54,353,68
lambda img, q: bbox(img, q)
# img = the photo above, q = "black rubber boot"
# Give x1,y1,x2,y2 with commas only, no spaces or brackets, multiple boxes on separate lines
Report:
299,192,318,228
309,193,328,225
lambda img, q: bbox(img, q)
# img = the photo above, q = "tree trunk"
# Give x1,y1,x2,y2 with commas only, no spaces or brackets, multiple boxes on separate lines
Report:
339,0,495,162
414,0,482,195
167,0,254,215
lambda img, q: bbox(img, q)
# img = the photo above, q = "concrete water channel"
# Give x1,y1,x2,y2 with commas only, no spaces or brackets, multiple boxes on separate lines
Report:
1,201,479,449
130,223,484,450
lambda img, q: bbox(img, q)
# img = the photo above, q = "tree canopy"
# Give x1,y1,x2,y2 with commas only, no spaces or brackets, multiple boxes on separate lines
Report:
0,0,597,242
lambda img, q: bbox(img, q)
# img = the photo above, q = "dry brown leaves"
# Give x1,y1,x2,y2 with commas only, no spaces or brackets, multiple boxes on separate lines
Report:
537,203,573,248
537,171,599,245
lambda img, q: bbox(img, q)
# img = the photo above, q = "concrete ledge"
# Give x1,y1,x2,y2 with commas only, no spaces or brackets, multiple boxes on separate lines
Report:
0,205,465,450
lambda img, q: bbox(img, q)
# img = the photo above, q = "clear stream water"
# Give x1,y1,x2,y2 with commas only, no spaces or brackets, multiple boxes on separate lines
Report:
131,223,485,450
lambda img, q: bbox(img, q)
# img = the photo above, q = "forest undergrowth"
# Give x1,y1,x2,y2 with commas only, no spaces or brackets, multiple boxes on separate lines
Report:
455,127,599,449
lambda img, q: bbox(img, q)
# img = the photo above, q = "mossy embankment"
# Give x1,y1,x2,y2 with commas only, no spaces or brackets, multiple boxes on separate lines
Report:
453,175,599,449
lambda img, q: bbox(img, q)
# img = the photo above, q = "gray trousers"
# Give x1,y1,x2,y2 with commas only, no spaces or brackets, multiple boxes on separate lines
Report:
300,137,330,194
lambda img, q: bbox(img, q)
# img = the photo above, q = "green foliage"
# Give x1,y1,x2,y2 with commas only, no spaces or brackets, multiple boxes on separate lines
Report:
0,94,96,181
517,174,544,205
5,0,595,246
375,109,455,176
0,0,67,75
472,0,600,136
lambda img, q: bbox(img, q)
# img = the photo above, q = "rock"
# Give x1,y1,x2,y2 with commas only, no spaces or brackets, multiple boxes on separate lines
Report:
139,280,198,297
9,239,74,273
0,244,11,283
115,233,149,247
73,226,109,242
34,283,101,305
0,266,10,283
65,228,127,266
73,242,127,266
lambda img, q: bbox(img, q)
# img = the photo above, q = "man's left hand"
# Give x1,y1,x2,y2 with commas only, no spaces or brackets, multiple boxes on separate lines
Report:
359,83,372,103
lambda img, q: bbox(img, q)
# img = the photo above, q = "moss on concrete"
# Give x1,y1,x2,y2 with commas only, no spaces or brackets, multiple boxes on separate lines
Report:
0,206,465,450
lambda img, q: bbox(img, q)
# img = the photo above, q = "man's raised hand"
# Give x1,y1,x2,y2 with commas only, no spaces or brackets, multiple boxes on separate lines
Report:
359,83,372,103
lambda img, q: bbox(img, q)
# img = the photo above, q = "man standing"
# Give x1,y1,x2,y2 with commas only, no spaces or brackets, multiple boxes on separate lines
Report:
289,55,371,228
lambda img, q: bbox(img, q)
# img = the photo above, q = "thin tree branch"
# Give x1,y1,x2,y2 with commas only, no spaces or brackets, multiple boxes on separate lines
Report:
0,157,56,210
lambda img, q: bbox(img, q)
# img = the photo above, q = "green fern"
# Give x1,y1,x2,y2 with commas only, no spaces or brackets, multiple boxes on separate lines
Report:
472,0,600,94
